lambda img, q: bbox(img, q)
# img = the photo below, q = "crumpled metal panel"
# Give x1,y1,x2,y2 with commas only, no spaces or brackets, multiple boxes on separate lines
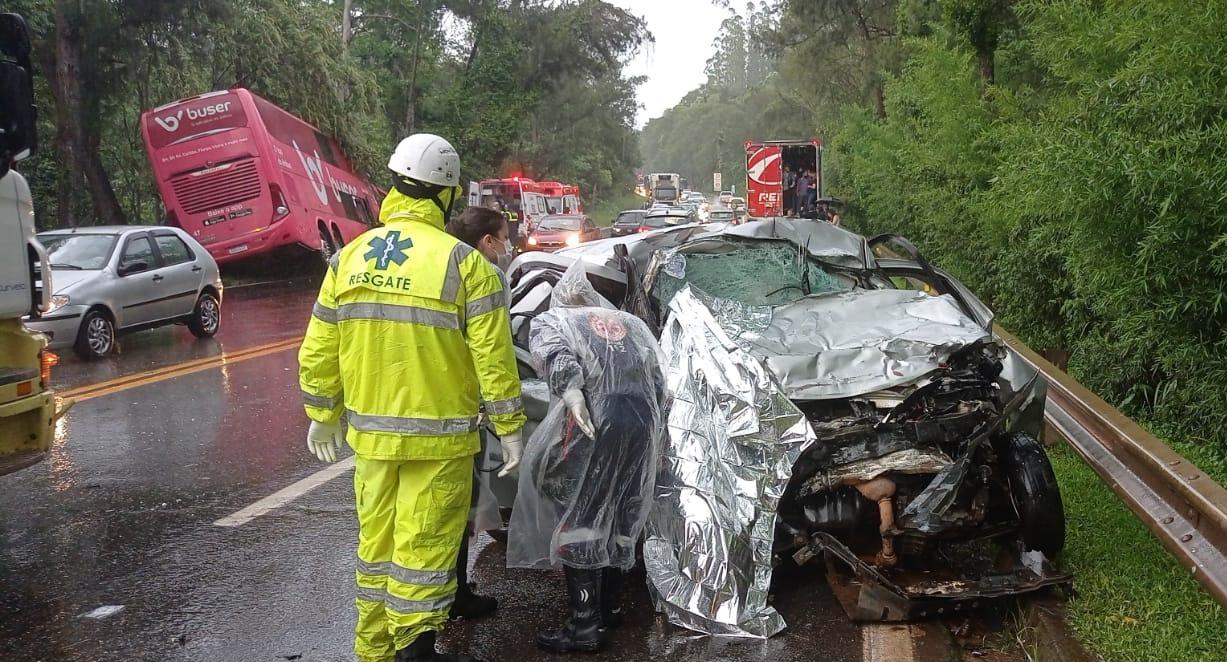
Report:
645,286,816,638
800,448,953,498
717,218,875,268
738,289,992,400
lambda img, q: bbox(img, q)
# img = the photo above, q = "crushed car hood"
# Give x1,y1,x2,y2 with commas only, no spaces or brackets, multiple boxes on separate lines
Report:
730,289,993,400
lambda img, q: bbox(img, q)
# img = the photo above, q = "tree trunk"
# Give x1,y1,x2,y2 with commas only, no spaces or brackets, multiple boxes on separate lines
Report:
54,123,76,228
405,0,428,134
977,49,995,85
342,0,354,53
872,83,886,119
52,0,125,227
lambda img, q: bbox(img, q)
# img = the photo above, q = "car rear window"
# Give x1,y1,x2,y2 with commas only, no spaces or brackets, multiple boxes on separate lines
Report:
154,233,195,266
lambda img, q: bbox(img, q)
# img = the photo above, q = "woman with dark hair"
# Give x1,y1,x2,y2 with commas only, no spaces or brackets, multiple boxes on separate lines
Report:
443,205,518,624
447,207,514,272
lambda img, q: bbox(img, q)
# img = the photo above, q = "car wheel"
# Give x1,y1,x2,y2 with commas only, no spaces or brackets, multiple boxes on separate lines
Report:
1002,431,1066,557
74,310,115,360
188,292,221,338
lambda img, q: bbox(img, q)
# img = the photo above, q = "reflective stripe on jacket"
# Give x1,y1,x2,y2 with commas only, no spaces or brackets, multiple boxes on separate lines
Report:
299,189,525,461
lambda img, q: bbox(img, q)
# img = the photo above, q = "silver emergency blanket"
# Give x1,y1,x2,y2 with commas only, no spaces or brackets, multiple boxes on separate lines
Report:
645,286,816,638
507,262,666,570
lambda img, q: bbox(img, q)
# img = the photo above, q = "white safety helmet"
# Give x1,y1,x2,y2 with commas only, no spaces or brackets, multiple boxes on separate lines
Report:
387,133,460,187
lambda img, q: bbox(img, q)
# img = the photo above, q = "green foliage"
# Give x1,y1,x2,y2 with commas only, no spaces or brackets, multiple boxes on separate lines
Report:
17,0,646,227
1049,444,1226,661
832,0,1227,447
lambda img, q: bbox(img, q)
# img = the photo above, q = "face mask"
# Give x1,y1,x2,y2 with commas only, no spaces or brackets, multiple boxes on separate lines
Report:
496,238,514,272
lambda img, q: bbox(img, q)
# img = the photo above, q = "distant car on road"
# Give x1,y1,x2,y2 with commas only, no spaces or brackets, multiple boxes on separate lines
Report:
524,214,601,251
729,196,746,211
28,226,223,359
707,207,736,224
718,190,733,205
611,209,646,237
639,207,698,232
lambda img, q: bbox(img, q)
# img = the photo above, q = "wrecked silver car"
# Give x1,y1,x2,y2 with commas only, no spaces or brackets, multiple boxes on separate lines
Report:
498,220,1069,636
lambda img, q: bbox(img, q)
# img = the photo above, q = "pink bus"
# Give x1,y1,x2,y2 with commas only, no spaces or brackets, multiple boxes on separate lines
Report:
141,89,383,265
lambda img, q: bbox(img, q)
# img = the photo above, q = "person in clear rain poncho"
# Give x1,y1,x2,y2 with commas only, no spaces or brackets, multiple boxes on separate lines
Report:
507,261,667,655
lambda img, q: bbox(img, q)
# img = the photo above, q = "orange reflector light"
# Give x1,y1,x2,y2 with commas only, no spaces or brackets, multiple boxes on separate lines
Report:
40,350,59,385
17,381,32,396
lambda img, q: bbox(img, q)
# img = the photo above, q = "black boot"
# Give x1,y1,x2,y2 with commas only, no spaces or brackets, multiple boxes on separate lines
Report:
450,534,498,620
394,630,484,662
536,567,606,654
600,567,624,628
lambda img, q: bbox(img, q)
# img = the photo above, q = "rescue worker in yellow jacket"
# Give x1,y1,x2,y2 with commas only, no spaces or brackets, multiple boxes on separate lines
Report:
299,133,525,662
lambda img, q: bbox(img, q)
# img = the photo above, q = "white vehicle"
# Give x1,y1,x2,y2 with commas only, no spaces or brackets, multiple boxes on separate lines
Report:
649,172,682,204
718,190,734,205
0,12,63,475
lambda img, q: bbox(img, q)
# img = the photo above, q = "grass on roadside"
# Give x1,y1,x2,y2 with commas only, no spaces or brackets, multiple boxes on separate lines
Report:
1050,444,1227,661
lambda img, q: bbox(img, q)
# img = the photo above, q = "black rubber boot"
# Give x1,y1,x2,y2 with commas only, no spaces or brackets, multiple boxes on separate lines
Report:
450,534,498,620
394,630,484,662
600,567,624,628
536,567,606,654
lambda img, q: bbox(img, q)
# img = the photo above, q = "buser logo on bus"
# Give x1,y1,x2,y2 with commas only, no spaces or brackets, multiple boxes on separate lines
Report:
154,101,234,133
293,139,330,206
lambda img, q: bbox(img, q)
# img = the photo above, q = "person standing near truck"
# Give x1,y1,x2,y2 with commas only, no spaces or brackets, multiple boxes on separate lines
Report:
795,169,812,214
783,166,797,215
299,133,525,662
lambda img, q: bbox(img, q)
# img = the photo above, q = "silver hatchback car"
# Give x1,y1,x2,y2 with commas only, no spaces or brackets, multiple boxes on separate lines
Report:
28,226,223,359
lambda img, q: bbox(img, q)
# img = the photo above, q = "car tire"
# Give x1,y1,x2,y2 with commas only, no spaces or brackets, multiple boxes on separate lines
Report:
1002,431,1066,557
188,292,222,338
74,309,116,360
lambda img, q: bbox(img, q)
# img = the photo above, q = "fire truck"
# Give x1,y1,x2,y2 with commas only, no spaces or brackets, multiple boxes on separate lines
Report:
744,138,823,219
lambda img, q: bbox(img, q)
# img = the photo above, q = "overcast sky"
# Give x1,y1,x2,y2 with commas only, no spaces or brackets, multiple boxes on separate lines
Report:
608,0,726,127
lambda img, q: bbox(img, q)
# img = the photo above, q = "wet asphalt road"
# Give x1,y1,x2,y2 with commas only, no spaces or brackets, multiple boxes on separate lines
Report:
0,275,866,661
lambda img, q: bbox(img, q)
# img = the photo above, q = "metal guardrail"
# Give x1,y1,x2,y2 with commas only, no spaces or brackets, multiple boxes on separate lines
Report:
996,328,1227,608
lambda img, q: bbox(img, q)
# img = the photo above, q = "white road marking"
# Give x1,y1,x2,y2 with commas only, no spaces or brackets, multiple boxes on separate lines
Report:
862,623,916,662
213,456,355,527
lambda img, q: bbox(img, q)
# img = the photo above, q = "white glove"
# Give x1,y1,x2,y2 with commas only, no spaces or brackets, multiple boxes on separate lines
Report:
562,389,596,439
306,420,343,463
498,429,523,478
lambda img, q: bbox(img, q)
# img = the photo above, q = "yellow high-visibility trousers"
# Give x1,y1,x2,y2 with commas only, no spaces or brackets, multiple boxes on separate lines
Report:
353,454,473,662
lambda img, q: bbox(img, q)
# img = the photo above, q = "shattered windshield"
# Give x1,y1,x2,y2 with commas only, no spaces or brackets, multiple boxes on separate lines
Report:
653,239,856,307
